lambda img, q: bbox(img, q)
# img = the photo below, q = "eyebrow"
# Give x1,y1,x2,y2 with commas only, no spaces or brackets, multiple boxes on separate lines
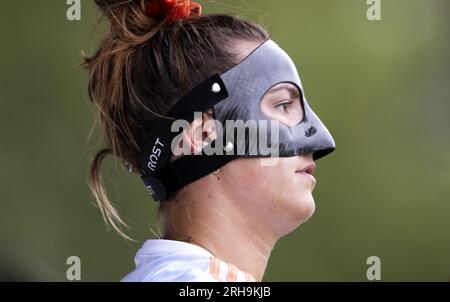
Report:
266,83,301,99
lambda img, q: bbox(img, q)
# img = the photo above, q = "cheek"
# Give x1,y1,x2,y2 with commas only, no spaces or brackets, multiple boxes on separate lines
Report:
223,159,274,183
248,165,290,198
221,160,316,234
225,161,311,203
264,169,317,231
221,161,264,199
221,161,283,211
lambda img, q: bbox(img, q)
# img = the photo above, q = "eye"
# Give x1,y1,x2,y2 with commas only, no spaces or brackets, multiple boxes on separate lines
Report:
275,100,294,114
260,83,304,128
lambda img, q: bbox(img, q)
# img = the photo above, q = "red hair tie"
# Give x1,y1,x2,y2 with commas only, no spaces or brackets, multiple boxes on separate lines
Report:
145,0,202,23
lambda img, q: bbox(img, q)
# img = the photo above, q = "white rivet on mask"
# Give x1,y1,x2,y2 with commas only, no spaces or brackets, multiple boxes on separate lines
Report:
211,83,221,93
224,141,234,153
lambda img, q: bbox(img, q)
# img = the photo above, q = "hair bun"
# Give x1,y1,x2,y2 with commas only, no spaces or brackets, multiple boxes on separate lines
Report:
94,0,152,38
145,0,202,22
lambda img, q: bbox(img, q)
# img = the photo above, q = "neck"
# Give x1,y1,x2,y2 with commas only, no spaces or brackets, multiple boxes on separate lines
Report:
163,182,278,281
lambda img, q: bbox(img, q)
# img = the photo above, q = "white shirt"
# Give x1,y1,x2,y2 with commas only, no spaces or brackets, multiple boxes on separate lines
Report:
121,239,256,282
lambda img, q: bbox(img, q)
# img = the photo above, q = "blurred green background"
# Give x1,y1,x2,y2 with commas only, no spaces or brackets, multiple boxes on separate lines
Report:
1,0,449,281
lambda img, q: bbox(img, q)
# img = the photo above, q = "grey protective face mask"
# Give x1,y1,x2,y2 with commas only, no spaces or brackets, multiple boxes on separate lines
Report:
215,39,335,159
140,39,336,201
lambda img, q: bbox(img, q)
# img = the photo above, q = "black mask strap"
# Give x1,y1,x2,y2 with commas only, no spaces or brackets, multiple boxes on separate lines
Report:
140,74,229,201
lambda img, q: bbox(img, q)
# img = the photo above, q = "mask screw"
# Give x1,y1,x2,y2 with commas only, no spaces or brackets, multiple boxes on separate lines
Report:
224,141,234,153
211,83,221,93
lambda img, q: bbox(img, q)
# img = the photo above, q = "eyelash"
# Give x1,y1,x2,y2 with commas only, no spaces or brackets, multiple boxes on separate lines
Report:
275,100,293,113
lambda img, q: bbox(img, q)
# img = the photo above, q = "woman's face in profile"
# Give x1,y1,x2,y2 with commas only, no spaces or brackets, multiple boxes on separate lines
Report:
220,82,317,237
171,42,321,237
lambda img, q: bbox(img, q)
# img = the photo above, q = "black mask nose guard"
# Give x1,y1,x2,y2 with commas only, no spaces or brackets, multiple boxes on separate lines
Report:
140,39,336,201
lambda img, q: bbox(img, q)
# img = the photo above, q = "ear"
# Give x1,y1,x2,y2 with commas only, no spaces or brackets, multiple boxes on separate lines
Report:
201,109,218,145
170,109,217,161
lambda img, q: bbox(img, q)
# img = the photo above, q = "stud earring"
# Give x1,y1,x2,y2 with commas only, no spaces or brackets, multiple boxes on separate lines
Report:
213,169,220,176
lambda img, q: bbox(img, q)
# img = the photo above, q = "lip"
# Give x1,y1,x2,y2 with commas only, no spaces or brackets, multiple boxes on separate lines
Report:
295,162,317,184
296,162,316,174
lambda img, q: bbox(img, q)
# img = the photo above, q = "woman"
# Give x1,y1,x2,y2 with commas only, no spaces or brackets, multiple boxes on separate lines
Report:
85,0,335,282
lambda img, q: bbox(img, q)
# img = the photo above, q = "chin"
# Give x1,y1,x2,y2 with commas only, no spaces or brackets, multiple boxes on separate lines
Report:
281,193,316,235
299,194,316,223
